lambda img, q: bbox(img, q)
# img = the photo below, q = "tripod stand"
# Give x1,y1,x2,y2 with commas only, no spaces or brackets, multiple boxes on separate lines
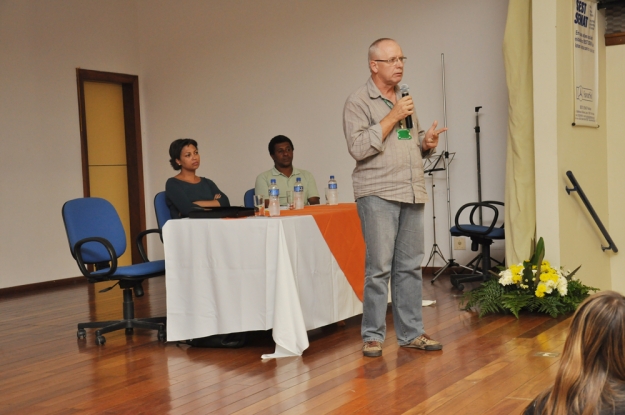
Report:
430,54,475,283
431,54,457,283
424,154,447,272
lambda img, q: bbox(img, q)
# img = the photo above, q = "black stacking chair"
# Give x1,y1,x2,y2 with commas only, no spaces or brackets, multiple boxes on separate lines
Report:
450,201,505,291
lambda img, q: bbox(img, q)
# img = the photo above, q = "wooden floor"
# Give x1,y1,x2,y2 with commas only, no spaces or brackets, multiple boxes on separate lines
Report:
0,272,571,415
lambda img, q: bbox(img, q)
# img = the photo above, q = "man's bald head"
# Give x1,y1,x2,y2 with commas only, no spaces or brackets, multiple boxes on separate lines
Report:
368,38,398,62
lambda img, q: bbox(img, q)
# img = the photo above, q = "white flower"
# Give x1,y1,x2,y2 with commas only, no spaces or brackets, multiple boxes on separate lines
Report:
556,275,568,296
498,269,514,286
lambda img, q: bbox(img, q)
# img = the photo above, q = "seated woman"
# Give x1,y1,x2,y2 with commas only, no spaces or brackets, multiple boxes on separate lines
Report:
166,138,230,218
524,290,625,415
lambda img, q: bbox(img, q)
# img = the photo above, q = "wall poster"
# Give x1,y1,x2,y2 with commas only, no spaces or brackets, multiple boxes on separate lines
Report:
573,0,599,127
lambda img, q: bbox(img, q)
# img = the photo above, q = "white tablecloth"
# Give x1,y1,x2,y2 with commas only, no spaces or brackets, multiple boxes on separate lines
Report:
163,215,363,358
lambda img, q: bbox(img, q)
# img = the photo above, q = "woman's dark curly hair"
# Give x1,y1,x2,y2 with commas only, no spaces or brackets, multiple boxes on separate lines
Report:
169,138,198,170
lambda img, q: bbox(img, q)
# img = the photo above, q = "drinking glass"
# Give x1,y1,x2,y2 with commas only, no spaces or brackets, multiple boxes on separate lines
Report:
253,195,265,216
286,191,294,210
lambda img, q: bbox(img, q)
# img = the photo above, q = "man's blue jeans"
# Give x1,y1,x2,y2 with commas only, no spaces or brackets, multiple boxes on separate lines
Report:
357,196,425,345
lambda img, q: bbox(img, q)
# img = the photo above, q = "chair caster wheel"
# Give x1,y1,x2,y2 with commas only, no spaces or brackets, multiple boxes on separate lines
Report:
456,283,465,291
77,329,86,339
158,328,166,342
125,328,134,335
96,335,106,346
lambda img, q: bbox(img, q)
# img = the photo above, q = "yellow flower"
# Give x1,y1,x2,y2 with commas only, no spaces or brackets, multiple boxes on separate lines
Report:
510,264,523,275
535,283,547,298
541,266,557,274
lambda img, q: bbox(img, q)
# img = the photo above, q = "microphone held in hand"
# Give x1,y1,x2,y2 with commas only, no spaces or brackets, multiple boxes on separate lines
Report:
399,84,414,129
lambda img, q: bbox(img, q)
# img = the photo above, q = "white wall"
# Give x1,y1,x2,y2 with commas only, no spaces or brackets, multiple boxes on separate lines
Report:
532,0,612,290
137,0,510,265
0,0,141,288
607,44,625,292
0,0,509,288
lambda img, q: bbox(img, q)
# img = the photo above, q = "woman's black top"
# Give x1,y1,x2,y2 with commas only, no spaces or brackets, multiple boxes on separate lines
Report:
165,177,230,218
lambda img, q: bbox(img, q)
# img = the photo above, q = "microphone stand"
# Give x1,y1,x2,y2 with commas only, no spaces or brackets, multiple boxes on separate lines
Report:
463,106,503,273
463,107,485,273
475,106,483,225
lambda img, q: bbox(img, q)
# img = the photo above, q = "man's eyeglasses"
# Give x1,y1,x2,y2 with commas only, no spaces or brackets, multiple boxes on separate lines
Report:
373,56,408,65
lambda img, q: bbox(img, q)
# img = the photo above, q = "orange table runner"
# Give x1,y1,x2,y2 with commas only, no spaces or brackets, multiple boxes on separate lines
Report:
280,204,365,301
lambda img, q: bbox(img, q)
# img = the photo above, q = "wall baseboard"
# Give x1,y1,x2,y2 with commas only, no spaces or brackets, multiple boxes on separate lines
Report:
423,267,454,277
0,277,87,298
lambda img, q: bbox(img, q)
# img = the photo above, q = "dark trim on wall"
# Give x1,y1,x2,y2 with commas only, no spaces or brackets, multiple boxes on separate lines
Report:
122,79,147,257
598,0,625,10
606,32,625,46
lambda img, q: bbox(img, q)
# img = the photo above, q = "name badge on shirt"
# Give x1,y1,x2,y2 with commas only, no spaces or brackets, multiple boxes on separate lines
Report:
397,129,412,140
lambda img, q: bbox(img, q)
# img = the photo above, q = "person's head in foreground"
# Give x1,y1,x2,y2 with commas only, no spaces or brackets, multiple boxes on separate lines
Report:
527,290,625,415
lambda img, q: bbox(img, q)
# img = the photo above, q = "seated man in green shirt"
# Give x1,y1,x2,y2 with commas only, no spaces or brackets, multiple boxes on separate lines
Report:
255,135,320,206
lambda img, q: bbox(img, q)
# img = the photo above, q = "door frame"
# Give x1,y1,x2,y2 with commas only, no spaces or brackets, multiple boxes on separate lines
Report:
76,68,147,264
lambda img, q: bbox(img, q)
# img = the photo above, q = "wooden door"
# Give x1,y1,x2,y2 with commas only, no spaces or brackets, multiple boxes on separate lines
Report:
76,69,147,264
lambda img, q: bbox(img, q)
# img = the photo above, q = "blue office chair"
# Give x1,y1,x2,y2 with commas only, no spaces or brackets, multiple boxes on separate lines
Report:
137,191,172,261
154,191,171,231
62,197,166,345
449,201,505,291
244,188,255,208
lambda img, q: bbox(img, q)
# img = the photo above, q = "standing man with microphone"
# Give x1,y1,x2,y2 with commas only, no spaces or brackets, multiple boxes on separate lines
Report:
343,38,446,357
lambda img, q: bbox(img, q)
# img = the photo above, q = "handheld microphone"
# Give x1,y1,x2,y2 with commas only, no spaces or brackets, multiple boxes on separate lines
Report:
399,84,413,129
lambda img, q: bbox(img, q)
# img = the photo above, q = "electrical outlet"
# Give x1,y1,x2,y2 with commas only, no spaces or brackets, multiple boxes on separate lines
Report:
454,237,466,250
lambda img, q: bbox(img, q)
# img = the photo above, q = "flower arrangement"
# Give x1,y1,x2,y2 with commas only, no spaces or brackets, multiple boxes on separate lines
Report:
461,237,597,318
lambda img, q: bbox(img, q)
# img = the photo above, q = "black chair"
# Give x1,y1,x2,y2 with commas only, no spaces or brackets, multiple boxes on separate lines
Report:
449,201,505,291
62,197,166,345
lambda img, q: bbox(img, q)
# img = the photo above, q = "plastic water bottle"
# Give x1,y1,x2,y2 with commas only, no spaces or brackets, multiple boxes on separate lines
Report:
294,177,304,210
327,175,338,205
268,179,280,216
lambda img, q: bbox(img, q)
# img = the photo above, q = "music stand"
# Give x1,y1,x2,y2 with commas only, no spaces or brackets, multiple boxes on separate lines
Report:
423,153,454,273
